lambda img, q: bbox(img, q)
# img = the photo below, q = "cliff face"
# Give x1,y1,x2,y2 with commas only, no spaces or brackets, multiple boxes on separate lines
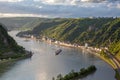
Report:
0,24,25,59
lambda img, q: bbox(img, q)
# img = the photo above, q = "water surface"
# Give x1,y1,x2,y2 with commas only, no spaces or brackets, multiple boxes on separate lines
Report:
0,31,115,80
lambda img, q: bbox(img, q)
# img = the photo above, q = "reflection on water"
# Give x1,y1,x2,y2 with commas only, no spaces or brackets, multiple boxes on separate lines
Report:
0,31,116,80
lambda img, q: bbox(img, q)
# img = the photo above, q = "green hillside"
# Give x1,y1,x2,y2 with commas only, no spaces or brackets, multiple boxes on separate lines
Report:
108,41,120,60
0,24,27,59
43,18,115,46
43,18,120,57
92,18,120,46
17,17,120,58
17,18,68,37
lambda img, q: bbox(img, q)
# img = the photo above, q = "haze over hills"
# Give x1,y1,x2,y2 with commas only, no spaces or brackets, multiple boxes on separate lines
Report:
0,17,41,30
0,17,68,31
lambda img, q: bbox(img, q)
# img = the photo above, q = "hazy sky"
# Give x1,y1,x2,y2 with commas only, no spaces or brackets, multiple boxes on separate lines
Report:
0,0,120,18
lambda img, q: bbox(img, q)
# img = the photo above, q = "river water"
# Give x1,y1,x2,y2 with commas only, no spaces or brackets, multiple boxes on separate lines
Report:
0,31,116,80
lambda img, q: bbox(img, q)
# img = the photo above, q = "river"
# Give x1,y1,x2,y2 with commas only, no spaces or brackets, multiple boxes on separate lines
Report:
0,31,116,80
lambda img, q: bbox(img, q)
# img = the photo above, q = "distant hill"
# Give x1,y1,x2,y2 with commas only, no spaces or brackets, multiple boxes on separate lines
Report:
0,17,40,30
0,17,67,31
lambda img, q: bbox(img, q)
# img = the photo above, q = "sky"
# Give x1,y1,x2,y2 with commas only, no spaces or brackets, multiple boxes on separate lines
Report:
0,0,120,18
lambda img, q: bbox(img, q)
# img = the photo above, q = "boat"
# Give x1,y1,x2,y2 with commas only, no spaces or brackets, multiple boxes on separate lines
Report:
24,38,30,42
55,49,62,55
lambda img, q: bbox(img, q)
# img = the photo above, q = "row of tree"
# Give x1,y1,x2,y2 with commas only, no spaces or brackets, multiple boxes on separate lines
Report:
53,65,96,80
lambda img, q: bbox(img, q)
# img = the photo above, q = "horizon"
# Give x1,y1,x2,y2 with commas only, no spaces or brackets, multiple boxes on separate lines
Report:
0,16,119,18
0,0,120,18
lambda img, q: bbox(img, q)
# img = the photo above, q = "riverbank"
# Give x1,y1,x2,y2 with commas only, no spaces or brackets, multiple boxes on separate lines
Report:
0,51,33,76
16,35,119,79
27,36,120,69
29,36,117,69
41,38,120,80
0,59,17,76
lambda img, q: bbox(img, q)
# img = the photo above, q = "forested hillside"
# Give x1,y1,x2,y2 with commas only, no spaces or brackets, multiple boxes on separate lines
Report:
17,18,68,37
92,18,120,46
0,24,27,59
17,17,120,57
43,18,117,46
108,41,120,60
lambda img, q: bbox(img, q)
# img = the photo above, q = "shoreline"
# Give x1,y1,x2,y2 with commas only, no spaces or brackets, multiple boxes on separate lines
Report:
0,51,32,76
41,39,118,70
25,36,117,69
22,36,118,69
44,39,120,79
16,36,119,79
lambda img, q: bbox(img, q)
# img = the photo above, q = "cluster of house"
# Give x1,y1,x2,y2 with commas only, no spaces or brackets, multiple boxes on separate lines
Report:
41,36,79,47
22,35,106,53
41,36,105,53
